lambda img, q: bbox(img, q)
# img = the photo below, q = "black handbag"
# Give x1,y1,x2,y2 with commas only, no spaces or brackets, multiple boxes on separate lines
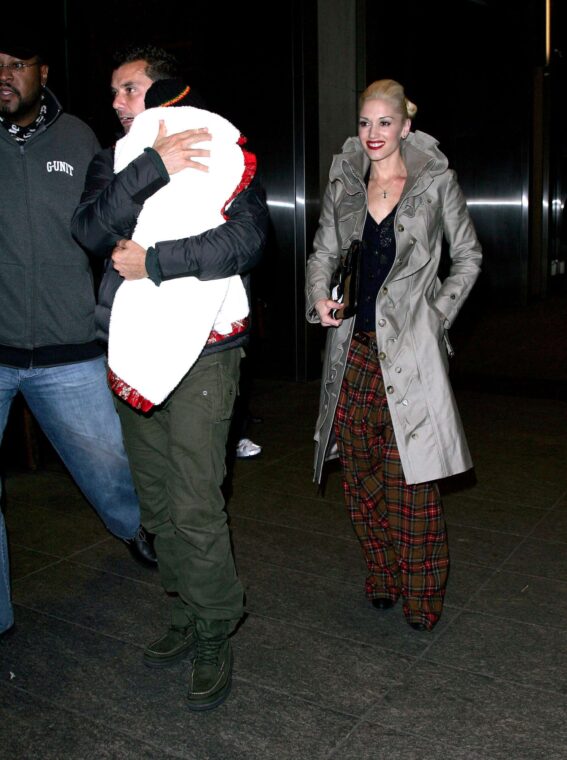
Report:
330,239,361,319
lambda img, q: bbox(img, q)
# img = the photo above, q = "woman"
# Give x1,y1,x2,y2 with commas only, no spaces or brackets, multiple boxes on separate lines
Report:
305,79,482,631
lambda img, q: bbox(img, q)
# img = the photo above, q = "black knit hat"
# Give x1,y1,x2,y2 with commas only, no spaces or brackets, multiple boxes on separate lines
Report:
144,78,208,110
0,17,50,62
0,38,48,62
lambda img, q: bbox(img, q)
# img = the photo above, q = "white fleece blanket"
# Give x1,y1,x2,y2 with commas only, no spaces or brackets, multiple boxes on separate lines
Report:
108,106,250,408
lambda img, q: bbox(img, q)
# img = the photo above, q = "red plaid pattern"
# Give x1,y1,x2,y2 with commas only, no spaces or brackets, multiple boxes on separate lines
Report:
334,335,449,629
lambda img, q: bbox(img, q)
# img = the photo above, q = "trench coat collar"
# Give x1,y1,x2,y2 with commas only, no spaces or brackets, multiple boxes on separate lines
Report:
329,129,449,198
400,130,448,199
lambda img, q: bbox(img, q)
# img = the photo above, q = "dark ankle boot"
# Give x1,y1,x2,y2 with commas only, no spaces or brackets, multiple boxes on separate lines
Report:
187,620,233,711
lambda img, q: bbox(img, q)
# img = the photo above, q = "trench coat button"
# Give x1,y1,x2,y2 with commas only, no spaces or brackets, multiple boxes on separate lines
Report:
395,366,402,373
426,198,432,203
450,293,456,299
397,224,404,232
411,432,418,439
382,286,388,294
386,385,394,394
378,318,386,327
378,351,386,360
409,239,415,245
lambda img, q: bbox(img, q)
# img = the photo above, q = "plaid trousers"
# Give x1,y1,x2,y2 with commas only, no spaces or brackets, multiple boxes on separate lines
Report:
334,334,449,629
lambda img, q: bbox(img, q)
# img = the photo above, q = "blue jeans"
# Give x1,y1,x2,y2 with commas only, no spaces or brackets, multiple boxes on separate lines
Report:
0,503,13,634
0,357,142,632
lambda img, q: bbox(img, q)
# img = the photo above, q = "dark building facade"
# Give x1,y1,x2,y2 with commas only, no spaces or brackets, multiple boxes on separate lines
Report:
15,0,566,383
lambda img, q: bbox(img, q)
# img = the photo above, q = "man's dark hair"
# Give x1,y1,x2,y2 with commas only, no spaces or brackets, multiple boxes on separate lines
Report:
112,44,180,81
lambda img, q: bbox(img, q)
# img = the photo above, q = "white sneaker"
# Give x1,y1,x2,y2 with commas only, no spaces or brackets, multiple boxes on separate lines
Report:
236,438,262,459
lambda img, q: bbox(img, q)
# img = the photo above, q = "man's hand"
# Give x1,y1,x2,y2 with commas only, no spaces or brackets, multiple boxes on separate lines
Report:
152,120,211,175
112,239,148,280
314,298,344,327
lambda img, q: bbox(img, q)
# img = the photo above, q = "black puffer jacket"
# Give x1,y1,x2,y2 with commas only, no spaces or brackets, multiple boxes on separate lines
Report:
71,145,269,351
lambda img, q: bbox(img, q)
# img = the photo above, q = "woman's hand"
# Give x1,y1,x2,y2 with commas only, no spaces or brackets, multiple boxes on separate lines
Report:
314,298,344,327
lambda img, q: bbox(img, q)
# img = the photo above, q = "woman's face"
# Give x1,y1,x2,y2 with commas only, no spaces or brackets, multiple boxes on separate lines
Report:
358,98,410,162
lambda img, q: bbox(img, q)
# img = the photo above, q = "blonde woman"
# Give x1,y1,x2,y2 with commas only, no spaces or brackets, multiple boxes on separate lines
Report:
306,79,481,631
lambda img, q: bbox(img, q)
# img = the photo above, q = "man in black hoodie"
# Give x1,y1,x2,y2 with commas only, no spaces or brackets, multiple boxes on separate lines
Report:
0,36,157,640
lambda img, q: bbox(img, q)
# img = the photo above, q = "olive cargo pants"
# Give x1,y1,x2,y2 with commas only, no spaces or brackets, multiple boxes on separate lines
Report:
117,348,244,630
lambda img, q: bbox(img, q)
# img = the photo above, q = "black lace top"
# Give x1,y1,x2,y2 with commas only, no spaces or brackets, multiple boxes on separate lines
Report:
353,204,397,332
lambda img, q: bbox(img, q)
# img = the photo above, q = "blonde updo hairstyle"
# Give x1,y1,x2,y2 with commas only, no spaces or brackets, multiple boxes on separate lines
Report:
359,79,417,121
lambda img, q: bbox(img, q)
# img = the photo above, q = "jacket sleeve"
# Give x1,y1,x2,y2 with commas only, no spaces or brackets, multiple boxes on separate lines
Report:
305,180,342,323
73,147,269,281
434,170,483,328
71,147,169,257
148,177,269,283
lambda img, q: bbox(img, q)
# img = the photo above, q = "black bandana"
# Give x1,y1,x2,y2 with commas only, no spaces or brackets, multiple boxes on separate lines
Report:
0,91,48,143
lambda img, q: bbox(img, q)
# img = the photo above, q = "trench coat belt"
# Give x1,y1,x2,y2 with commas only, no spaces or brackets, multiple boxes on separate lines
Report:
352,330,377,349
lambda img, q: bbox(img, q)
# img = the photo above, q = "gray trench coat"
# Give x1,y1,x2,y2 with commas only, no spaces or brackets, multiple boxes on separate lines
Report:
306,130,482,485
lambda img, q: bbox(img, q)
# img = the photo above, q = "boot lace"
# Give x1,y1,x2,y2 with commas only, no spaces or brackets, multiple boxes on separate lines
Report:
196,638,222,665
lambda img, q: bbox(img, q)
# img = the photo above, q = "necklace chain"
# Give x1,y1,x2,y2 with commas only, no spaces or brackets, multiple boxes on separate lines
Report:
372,174,405,199
375,179,394,199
